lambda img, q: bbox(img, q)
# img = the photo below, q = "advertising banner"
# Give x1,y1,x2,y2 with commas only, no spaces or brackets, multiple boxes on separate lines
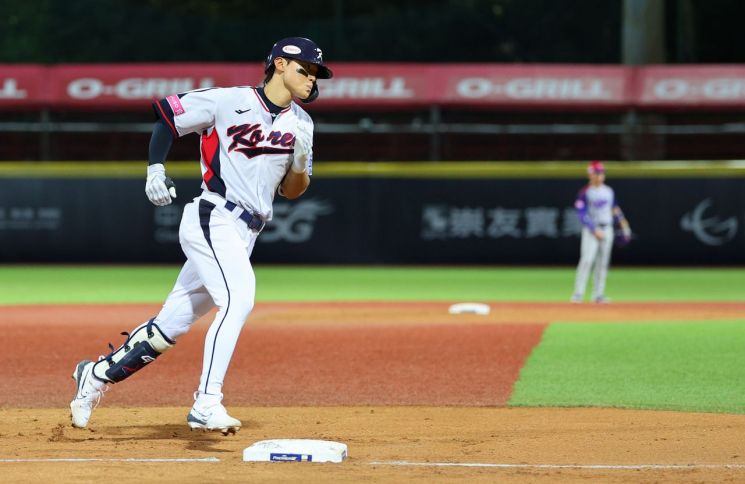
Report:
638,65,745,109
5,63,745,110
0,65,49,109
49,64,258,110
1,176,743,264
436,64,631,108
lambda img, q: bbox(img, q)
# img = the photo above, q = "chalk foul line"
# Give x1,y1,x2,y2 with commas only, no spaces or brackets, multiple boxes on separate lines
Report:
0,457,219,463
5,458,745,470
368,461,745,470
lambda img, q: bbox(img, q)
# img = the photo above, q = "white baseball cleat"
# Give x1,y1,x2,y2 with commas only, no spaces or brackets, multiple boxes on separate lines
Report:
187,398,241,436
570,294,583,303
593,295,610,304
70,360,107,428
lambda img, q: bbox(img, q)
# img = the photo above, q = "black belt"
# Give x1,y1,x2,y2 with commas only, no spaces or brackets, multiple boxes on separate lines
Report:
597,223,609,228
225,201,265,231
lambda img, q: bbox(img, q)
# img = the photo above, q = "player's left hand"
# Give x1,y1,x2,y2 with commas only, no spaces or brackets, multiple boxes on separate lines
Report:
145,163,177,206
616,235,631,247
622,227,632,243
291,122,312,173
615,227,633,247
618,220,632,245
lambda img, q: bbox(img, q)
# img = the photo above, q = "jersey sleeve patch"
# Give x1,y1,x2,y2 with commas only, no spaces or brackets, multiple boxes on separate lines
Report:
166,95,186,116
152,98,178,138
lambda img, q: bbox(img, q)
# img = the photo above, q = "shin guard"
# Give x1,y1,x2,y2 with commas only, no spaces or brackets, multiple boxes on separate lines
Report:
92,319,175,383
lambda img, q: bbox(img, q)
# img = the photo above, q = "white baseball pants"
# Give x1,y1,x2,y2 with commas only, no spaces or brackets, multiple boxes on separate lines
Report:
155,193,259,398
573,226,614,300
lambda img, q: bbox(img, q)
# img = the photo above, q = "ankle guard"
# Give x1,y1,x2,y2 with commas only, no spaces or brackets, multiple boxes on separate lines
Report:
92,319,175,383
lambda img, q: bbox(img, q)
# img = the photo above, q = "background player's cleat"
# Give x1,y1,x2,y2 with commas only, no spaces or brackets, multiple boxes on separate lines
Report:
570,294,583,303
187,396,241,435
593,295,610,304
70,360,107,428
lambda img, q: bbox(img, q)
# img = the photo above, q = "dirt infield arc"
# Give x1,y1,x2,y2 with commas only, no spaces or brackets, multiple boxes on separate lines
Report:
3,302,553,407
2,301,745,482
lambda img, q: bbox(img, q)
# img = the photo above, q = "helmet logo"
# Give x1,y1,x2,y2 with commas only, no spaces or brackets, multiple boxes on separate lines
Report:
282,45,302,55
315,48,323,62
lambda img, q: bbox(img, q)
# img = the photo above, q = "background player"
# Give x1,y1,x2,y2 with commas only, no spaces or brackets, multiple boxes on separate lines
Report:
571,160,631,304
69,37,333,433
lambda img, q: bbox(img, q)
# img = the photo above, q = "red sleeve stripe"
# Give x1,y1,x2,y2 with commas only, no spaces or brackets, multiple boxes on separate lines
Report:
153,99,178,138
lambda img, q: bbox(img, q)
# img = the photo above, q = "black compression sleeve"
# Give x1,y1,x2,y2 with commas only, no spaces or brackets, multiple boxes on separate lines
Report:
148,119,174,166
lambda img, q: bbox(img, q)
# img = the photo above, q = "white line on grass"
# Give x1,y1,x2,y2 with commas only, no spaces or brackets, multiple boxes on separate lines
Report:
369,461,745,470
0,458,219,463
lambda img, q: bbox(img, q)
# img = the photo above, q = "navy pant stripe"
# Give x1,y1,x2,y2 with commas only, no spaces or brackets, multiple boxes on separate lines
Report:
197,199,231,395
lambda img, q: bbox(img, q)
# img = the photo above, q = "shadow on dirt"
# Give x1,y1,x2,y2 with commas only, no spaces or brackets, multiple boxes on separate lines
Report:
57,422,260,453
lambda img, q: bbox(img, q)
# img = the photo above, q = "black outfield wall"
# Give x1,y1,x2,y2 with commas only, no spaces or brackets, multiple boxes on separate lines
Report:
1,163,743,264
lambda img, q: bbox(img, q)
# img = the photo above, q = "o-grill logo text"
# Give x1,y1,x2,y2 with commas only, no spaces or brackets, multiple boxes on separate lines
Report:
227,124,295,159
67,77,214,100
0,79,27,99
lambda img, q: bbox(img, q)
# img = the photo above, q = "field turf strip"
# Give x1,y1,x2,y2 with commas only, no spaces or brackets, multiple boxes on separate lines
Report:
1,266,744,304
510,321,745,414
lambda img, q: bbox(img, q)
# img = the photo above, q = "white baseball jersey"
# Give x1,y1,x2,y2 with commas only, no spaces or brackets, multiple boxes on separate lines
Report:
575,184,616,229
154,86,313,221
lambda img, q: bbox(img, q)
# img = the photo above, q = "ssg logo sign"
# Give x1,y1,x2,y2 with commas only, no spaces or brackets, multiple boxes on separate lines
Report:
680,198,738,246
260,199,333,243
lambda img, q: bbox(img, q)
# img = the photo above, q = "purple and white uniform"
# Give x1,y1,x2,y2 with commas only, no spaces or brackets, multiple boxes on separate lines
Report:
575,184,617,232
572,183,619,301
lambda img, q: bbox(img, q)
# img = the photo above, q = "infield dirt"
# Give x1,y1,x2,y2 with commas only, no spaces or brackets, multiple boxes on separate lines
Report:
1,301,744,482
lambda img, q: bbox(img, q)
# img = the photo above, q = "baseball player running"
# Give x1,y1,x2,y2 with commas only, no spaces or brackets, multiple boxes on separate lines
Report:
571,161,631,304
69,37,332,434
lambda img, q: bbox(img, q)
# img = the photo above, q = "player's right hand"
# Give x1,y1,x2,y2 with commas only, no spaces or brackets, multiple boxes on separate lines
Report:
593,228,605,240
145,163,177,206
291,122,312,173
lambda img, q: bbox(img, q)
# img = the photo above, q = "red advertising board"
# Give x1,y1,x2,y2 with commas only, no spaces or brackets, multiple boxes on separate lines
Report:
436,64,631,108
637,65,745,108
48,64,260,110
316,64,632,109
0,65,49,108
3,63,745,111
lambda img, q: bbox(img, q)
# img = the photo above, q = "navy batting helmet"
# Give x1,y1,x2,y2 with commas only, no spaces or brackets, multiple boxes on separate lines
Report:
265,37,333,79
264,37,332,103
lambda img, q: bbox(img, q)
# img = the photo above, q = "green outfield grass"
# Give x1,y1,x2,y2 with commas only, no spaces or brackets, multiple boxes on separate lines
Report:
509,321,745,413
0,265,743,304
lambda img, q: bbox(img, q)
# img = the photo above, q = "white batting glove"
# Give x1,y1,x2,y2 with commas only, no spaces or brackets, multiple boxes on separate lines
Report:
291,122,313,174
145,163,177,206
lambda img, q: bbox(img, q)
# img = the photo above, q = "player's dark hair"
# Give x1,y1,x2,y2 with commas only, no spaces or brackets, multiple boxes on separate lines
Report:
263,65,275,85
